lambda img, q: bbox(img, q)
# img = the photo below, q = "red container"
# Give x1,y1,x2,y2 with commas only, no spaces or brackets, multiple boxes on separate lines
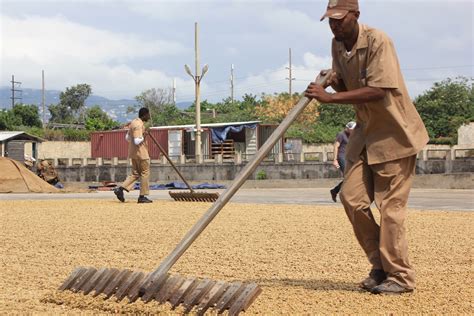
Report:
91,129,168,159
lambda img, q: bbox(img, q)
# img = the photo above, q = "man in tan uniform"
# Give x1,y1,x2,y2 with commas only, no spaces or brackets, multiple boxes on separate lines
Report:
114,107,153,204
305,0,429,294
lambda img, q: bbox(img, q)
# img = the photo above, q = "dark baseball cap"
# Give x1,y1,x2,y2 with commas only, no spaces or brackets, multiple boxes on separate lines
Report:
320,0,359,21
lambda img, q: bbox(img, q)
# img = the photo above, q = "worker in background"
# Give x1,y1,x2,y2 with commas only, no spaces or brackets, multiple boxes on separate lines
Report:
113,107,153,203
36,159,59,185
330,121,356,202
305,0,429,294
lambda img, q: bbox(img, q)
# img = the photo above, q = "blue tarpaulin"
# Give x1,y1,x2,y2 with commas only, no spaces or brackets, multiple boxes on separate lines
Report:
210,123,257,143
133,181,226,190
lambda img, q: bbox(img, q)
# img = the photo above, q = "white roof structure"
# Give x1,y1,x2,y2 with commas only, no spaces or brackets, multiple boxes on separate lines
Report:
0,131,44,142
150,120,261,131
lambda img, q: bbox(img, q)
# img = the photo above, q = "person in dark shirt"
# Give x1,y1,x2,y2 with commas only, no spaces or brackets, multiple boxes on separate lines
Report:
330,121,356,202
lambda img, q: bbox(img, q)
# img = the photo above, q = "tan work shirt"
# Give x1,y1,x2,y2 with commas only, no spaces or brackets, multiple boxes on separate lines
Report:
127,118,149,160
332,24,429,165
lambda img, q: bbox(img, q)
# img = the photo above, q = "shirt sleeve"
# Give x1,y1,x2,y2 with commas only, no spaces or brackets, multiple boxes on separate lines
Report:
366,32,399,89
336,132,344,143
133,137,144,145
130,120,144,139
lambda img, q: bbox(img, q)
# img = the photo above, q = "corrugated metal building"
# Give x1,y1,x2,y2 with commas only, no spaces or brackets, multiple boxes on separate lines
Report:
91,129,168,159
90,121,280,160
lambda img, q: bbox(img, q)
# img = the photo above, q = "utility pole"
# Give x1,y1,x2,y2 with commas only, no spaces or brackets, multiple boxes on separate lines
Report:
230,64,234,104
194,22,201,164
286,48,295,96
10,75,22,108
184,22,209,164
172,78,176,105
42,70,46,127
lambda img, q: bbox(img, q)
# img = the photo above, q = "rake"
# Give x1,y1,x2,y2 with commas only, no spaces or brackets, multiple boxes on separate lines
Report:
59,71,332,314
147,132,220,202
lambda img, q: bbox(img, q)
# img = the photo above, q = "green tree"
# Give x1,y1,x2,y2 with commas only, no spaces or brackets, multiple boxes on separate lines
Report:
155,103,195,125
48,103,74,124
11,104,43,128
415,77,473,143
317,103,356,128
0,109,21,130
135,88,176,125
84,105,119,130
196,94,260,124
49,83,92,123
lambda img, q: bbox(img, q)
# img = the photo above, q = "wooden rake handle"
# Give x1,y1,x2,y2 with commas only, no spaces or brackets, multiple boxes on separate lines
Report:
147,132,195,193
141,70,333,290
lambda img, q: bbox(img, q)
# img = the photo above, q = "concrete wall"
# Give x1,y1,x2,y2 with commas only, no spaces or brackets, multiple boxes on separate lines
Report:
36,140,474,162
458,122,474,145
28,141,91,159
55,159,474,188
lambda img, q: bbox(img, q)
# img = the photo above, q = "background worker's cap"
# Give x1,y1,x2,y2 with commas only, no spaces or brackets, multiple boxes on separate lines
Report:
346,121,356,129
320,0,359,21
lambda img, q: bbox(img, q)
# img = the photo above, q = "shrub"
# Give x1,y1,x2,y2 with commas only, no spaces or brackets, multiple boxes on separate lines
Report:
256,169,267,180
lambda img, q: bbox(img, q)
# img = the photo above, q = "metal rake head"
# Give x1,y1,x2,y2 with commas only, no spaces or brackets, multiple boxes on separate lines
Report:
169,191,220,202
59,266,261,315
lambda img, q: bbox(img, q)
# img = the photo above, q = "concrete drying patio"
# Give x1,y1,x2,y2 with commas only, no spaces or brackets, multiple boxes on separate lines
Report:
0,199,472,314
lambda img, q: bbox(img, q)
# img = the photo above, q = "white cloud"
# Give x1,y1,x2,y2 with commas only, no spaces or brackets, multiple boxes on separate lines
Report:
0,14,189,99
1,0,471,103
302,52,331,69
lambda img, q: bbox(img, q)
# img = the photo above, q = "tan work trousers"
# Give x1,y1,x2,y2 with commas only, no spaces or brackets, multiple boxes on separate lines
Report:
122,158,150,196
340,150,416,289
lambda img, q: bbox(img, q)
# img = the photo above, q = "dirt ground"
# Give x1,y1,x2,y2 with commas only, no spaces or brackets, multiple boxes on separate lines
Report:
0,199,472,314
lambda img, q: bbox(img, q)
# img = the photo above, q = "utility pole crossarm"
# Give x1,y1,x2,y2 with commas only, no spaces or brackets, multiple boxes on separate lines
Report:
10,75,22,108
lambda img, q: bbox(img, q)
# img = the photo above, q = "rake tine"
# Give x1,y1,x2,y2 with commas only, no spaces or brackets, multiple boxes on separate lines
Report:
115,271,145,302
127,272,150,303
216,281,245,313
58,267,87,291
228,283,262,316
141,273,169,303
169,277,198,309
103,269,132,299
195,281,229,316
80,267,108,294
183,279,215,314
71,267,97,292
154,274,180,303
92,268,119,297
59,268,262,315
169,191,219,202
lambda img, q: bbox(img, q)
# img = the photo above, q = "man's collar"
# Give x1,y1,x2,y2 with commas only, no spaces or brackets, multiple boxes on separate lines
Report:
336,23,368,53
355,24,368,49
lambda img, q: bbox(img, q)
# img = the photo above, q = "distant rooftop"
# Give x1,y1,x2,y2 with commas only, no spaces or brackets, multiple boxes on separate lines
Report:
150,121,261,130
0,131,44,142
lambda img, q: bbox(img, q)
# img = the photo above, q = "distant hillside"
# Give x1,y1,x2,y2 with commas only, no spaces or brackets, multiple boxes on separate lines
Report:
0,87,192,122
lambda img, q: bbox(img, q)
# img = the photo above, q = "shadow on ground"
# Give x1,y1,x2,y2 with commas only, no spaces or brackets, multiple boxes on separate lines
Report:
246,278,361,292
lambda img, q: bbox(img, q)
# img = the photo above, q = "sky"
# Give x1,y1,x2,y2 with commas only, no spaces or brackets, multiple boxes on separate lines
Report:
1,0,473,104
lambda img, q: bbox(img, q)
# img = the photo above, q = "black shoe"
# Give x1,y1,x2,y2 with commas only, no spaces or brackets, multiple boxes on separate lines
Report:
330,188,337,202
370,280,413,295
137,196,153,204
360,269,387,291
113,187,125,202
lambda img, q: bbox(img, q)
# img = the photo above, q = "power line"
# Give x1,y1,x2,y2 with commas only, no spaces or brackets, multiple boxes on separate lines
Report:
176,79,287,100
401,64,473,71
179,64,473,99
